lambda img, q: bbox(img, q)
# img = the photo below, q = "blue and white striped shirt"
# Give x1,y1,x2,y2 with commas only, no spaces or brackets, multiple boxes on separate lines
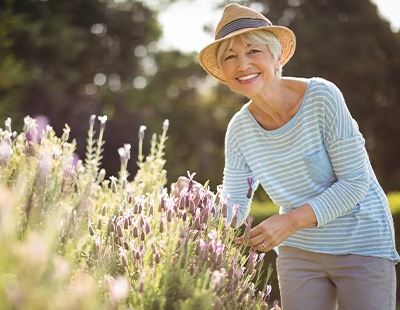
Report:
222,77,399,262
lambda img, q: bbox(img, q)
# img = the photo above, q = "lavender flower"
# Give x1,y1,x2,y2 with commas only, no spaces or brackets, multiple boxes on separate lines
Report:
247,177,254,199
162,119,169,131
138,272,146,293
246,250,256,276
0,140,13,165
62,124,70,141
107,275,129,303
89,114,96,126
101,203,107,216
138,125,146,141
132,225,139,238
243,216,254,243
89,225,95,236
211,268,226,292
198,239,208,261
110,176,118,193
120,252,129,269
230,204,239,228
97,218,102,230
154,251,160,264
186,171,196,193
98,115,107,129
254,253,266,272
116,224,123,238
5,117,12,132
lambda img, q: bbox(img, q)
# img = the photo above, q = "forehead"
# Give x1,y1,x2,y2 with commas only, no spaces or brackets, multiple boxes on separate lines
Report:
222,35,261,53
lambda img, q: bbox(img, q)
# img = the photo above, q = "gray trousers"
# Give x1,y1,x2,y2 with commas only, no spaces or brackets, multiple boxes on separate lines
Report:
276,246,397,310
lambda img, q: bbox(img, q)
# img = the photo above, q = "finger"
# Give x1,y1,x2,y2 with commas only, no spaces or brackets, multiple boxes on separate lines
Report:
248,223,266,238
253,240,268,252
248,234,266,247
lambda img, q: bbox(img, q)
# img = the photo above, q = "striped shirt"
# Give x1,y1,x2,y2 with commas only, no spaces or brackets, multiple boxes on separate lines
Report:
222,77,399,262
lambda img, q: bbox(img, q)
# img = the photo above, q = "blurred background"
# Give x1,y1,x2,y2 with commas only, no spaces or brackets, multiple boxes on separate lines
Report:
1,0,399,194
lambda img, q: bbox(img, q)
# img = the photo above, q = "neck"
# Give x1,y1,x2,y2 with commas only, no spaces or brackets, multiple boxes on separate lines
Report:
249,77,306,130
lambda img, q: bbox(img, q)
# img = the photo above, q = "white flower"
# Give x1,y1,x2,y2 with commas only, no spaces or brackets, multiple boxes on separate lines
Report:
163,119,169,131
107,275,129,302
98,115,107,124
138,125,146,141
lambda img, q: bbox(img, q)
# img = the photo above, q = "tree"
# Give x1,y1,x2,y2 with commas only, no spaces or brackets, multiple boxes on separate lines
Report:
0,0,162,173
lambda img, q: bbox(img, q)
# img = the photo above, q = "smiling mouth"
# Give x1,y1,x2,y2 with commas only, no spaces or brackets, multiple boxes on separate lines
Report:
237,73,259,81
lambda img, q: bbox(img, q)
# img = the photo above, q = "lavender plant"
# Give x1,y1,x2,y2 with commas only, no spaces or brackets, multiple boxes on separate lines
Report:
0,116,276,309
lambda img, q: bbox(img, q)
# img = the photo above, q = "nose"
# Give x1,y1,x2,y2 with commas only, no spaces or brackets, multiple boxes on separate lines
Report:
236,54,251,71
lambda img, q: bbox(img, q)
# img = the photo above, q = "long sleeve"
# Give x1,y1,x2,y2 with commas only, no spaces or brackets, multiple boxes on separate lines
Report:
307,82,370,226
221,120,258,226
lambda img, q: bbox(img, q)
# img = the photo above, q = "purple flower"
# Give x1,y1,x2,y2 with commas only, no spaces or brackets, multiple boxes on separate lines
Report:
198,239,208,261
247,177,253,199
243,216,253,243
186,171,196,193
246,250,256,276
138,272,146,293
230,204,239,228
211,269,227,292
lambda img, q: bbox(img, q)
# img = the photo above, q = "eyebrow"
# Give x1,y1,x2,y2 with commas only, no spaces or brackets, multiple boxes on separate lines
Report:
225,42,254,53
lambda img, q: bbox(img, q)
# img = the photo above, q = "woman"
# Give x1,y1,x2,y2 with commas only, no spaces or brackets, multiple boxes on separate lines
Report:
173,3,398,309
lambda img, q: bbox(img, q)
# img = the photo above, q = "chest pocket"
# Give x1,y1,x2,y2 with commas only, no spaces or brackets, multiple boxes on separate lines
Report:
304,147,335,184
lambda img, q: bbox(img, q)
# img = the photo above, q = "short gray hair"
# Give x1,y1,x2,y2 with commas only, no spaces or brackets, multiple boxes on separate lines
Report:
216,30,283,76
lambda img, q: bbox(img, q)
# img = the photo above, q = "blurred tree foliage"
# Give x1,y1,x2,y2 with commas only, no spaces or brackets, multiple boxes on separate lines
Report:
0,0,399,192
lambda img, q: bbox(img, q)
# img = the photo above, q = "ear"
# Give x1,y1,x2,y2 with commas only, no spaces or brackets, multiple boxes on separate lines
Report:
278,49,283,64
275,54,282,69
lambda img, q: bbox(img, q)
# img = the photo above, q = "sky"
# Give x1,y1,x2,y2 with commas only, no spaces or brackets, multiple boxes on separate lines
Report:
158,0,400,53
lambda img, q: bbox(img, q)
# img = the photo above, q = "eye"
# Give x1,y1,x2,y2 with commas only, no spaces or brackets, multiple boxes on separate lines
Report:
223,54,235,61
249,49,261,54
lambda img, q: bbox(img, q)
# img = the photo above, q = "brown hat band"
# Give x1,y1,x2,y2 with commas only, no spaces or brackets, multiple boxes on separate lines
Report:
215,18,272,40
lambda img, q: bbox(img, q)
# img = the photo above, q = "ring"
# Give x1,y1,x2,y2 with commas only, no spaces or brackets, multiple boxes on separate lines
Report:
261,241,265,248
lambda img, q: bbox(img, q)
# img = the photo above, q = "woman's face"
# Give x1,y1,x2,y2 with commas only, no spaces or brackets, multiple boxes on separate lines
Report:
220,36,280,98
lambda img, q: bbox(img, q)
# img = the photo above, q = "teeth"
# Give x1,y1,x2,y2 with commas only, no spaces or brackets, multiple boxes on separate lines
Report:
237,73,258,81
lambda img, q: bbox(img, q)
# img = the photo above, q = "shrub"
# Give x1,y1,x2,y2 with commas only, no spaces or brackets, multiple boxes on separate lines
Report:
0,116,276,309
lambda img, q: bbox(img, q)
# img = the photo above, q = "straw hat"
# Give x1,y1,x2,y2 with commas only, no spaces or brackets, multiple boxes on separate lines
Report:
198,3,296,84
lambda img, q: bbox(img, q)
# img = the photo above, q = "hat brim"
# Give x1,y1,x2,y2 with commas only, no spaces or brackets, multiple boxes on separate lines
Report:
198,26,296,84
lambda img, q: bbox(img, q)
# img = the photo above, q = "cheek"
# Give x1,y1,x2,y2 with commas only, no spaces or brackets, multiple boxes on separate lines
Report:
220,63,232,77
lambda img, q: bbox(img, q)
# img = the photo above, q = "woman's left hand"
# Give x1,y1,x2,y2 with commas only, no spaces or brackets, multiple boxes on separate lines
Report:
236,214,297,252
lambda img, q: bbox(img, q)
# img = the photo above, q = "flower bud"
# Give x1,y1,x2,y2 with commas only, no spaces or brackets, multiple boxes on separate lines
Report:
188,200,195,214
97,219,102,230
101,203,107,216
123,241,129,251
89,225,95,236
221,202,228,218
132,226,139,238
120,252,128,269
154,251,160,264
116,224,123,238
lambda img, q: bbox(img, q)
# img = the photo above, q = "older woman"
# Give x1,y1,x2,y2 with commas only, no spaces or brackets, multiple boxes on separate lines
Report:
173,3,398,309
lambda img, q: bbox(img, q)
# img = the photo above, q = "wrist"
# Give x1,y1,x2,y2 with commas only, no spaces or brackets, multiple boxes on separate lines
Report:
287,204,318,231
282,213,297,234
